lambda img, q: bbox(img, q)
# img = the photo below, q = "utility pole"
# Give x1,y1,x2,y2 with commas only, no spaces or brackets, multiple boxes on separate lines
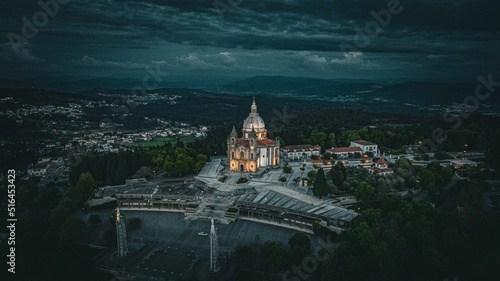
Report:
116,207,128,257
209,218,220,272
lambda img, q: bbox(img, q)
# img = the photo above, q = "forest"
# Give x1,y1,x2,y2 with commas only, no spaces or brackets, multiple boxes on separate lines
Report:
232,182,499,281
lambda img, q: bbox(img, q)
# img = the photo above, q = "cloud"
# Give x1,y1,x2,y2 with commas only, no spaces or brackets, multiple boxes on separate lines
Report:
0,42,45,63
1,0,499,81
74,55,148,69
292,51,328,70
217,52,236,66
332,51,379,68
151,60,173,67
176,54,208,69
292,51,379,71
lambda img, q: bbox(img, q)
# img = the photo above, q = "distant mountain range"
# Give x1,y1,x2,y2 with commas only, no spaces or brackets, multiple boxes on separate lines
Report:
1,75,498,116
215,75,500,108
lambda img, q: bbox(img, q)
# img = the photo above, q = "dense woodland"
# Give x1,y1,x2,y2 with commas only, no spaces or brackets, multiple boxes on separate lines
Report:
233,189,500,281
271,109,500,169
72,139,211,180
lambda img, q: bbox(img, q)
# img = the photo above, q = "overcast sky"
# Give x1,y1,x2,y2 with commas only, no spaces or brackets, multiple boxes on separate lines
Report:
1,0,499,84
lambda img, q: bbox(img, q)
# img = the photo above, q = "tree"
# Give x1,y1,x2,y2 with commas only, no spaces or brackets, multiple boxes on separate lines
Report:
340,181,351,192
115,158,128,184
327,132,336,148
306,130,328,148
103,228,117,246
354,182,376,204
49,197,76,230
435,151,452,160
194,153,208,173
75,172,95,202
283,165,293,174
313,168,328,197
313,220,322,235
293,177,301,185
128,217,142,230
419,169,436,192
440,167,454,186
330,161,347,187
395,158,412,169
289,232,312,265
276,136,286,147
172,160,189,176
175,138,185,148
17,179,38,205
262,241,285,270
307,170,316,186
288,232,311,250
279,176,287,185
59,216,86,244
341,130,361,146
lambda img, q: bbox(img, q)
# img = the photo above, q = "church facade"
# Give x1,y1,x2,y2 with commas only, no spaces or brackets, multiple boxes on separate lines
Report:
227,98,280,173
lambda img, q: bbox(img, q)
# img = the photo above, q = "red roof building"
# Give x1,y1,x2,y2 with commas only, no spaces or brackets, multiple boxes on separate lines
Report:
350,139,378,156
326,147,363,159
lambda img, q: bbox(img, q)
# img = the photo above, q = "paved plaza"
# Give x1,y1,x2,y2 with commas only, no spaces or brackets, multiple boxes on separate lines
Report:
195,159,358,224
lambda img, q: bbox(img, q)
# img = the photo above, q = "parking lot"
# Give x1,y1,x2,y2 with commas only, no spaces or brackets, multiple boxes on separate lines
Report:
124,210,317,250
97,210,321,280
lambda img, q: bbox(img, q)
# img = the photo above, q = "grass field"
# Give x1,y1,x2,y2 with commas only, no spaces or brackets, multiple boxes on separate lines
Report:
135,135,196,147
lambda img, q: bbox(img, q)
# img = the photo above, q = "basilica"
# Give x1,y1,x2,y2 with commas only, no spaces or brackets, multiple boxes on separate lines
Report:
227,98,280,173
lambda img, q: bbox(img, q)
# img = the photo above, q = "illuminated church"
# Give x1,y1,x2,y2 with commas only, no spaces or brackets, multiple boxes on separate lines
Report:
227,98,280,173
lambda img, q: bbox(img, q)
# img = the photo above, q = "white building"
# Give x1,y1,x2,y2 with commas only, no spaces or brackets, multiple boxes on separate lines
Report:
367,158,394,176
448,159,478,169
326,147,363,159
350,140,378,156
281,145,321,160
28,160,59,177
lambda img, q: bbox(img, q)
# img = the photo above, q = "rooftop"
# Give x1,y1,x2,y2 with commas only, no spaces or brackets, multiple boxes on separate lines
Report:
377,158,388,164
328,147,363,153
351,139,376,146
237,138,278,146
282,144,321,151
28,160,59,170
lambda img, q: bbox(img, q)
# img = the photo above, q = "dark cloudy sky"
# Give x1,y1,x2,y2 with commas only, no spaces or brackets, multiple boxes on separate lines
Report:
1,0,499,85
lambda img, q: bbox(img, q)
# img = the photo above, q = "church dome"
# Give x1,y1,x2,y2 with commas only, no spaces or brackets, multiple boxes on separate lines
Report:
243,115,266,132
242,97,266,133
